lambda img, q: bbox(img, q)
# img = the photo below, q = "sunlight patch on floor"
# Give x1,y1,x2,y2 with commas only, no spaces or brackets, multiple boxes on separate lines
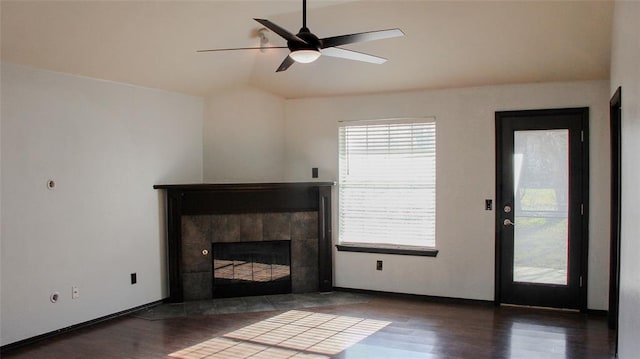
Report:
168,310,391,358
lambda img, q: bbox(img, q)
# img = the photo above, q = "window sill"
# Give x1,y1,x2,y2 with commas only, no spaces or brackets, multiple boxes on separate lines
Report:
335,243,439,257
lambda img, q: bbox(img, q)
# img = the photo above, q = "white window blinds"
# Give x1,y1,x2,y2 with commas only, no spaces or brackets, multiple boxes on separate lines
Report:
338,118,436,248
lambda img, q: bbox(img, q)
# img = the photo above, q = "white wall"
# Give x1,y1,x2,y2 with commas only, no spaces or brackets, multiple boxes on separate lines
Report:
203,86,285,182
284,81,610,309
610,1,640,357
0,64,203,346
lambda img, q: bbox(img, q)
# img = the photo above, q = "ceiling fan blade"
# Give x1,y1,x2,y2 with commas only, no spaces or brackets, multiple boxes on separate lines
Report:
321,47,387,64
254,18,306,44
197,46,287,53
320,28,404,49
276,55,295,72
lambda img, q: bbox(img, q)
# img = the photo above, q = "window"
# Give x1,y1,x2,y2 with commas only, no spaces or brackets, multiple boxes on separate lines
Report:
338,118,436,253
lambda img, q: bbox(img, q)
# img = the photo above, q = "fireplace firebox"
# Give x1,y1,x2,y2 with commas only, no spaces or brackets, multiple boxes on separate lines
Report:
212,241,291,298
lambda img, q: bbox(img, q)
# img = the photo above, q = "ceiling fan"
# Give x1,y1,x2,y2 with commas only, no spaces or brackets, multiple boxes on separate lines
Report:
197,0,404,72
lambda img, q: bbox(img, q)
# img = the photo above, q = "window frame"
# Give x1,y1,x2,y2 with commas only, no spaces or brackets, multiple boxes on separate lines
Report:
336,117,438,257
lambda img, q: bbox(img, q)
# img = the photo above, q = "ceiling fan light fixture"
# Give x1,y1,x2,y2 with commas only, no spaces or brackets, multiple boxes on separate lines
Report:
289,49,321,63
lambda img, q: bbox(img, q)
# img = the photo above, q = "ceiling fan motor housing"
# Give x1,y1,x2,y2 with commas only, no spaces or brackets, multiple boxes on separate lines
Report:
289,28,321,51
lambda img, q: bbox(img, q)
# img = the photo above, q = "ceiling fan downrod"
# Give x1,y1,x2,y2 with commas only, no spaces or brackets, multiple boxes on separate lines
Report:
302,0,307,29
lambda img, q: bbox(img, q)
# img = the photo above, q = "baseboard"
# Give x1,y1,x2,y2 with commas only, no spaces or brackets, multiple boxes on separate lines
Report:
333,287,495,306
0,299,164,354
333,287,612,316
584,309,608,316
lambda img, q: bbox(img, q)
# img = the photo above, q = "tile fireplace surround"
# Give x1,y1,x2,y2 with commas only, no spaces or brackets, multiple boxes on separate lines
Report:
154,183,334,303
185,212,314,300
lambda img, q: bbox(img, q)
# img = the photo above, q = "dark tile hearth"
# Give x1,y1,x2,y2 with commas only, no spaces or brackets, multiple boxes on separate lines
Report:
133,292,372,320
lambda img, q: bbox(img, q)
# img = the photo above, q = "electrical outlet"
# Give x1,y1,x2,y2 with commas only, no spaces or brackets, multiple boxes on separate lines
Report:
312,167,319,178
376,260,383,271
131,273,137,285
72,286,79,299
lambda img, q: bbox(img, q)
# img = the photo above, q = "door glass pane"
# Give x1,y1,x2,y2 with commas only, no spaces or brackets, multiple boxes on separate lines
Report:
513,130,568,285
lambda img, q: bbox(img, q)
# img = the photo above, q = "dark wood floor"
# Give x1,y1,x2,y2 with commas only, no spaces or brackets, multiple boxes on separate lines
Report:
2,294,616,359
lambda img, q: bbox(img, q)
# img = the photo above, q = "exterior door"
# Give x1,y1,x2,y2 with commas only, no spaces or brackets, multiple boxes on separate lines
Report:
495,108,589,310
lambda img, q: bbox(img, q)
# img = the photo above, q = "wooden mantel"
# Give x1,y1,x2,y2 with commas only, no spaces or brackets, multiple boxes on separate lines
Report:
154,182,334,302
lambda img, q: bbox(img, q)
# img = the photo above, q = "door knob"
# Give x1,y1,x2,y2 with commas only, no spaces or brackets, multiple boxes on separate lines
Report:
503,219,515,226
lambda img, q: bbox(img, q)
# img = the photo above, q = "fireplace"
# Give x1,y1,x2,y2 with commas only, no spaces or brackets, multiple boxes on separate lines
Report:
212,241,291,298
154,182,333,302
180,211,319,300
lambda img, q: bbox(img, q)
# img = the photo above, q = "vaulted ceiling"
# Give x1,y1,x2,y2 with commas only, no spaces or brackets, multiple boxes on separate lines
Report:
1,0,613,99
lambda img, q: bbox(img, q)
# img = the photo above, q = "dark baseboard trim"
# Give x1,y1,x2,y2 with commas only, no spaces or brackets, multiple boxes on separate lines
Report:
584,309,608,316
333,287,494,306
335,287,609,315
0,299,164,354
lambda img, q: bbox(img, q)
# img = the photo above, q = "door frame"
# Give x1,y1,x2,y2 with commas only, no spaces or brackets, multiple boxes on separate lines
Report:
494,107,589,311
608,87,622,345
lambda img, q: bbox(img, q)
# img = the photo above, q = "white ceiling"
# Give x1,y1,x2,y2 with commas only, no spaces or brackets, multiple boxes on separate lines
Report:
1,1,613,99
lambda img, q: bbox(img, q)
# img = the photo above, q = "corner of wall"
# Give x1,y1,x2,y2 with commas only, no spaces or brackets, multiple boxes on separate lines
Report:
202,85,287,183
